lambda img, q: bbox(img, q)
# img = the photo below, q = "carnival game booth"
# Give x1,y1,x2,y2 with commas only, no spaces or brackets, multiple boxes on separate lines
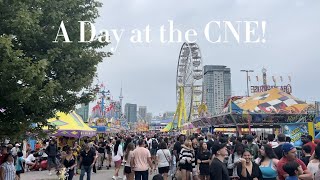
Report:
191,88,316,145
89,117,110,134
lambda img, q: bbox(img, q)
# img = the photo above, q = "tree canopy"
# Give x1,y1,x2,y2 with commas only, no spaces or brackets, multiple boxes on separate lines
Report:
0,0,110,139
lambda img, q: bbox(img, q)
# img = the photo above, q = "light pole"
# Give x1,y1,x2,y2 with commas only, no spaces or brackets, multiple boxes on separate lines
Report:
240,70,254,97
240,69,254,135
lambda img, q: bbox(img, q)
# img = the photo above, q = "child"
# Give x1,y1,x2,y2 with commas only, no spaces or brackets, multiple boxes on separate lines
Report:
282,161,303,180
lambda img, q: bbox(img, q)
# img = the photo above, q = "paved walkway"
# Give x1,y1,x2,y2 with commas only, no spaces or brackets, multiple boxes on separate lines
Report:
21,166,159,180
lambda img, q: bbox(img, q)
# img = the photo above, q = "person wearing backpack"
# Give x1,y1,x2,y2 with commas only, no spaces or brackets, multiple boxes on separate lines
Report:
150,135,159,166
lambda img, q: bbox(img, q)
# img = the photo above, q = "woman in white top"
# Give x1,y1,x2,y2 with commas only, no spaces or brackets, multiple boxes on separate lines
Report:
112,139,123,180
156,141,171,180
25,151,37,170
307,143,320,176
124,143,135,180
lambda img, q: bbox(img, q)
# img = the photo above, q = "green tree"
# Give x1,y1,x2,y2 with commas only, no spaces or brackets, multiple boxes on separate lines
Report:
0,0,111,139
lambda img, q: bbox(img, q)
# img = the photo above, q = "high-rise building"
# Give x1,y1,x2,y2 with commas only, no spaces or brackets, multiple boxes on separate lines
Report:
146,112,153,122
125,103,137,122
204,65,231,115
138,106,147,120
76,104,89,122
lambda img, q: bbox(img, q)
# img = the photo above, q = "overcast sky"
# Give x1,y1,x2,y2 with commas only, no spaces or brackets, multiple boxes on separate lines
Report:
92,0,320,115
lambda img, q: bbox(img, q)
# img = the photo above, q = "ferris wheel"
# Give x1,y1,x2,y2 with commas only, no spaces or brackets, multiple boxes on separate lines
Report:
176,42,203,125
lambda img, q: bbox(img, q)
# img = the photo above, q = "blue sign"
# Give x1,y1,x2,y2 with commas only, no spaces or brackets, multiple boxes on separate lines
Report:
283,123,308,146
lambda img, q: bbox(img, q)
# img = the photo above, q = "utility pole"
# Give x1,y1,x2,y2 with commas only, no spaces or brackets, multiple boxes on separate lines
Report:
241,70,254,97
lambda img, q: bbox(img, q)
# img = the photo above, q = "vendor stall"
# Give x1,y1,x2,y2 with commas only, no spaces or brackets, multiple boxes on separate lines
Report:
44,111,96,138
192,88,316,139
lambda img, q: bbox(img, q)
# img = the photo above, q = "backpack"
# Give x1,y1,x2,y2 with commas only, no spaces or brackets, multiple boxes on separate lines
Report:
152,139,158,149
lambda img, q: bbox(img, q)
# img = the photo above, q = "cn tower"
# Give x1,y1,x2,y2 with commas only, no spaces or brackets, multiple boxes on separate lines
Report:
119,83,124,115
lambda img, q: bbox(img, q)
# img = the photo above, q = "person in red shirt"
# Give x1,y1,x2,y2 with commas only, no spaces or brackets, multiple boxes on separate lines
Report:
277,143,312,180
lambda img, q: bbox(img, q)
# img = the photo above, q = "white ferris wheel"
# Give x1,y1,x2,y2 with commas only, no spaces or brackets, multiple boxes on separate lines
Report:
176,42,203,125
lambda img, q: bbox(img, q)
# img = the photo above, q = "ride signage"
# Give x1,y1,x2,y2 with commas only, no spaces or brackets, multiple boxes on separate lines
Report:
251,84,292,94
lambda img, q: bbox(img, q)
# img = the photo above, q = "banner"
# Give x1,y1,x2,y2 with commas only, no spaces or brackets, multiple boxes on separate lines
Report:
283,123,308,146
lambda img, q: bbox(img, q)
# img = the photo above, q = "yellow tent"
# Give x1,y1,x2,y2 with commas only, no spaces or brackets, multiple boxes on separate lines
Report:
44,111,96,138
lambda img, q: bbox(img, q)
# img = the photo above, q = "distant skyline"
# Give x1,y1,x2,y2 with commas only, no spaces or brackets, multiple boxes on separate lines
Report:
91,0,320,115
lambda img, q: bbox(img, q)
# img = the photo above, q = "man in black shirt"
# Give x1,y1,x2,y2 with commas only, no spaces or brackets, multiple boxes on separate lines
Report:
206,133,214,153
300,145,312,166
79,144,96,180
210,142,230,180
273,133,286,159
96,138,106,170
105,138,113,169
173,134,185,162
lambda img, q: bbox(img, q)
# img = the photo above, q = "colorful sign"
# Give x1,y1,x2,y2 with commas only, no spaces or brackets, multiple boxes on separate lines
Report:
283,123,308,146
251,84,292,94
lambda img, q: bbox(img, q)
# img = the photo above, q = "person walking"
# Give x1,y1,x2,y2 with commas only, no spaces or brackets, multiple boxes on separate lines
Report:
131,139,153,180
96,138,106,170
149,135,159,166
106,137,113,169
155,141,171,180
197,142,212,180
179,138,195,180
15,152,25,179
45,139,58,176
209,142,230,180
112,139,124,180
63,146,77,180
79,144,96,180
124,143,135,180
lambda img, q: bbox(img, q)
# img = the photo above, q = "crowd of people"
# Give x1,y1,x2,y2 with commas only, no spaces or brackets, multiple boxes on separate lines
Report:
0,132,320,180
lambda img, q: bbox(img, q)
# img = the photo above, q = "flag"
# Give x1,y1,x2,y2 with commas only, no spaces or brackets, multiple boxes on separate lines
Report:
256,76,259,82
280,76,283,82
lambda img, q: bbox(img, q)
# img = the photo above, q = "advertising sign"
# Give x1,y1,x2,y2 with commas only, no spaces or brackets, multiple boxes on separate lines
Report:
251,84,292,94
283,123,308,146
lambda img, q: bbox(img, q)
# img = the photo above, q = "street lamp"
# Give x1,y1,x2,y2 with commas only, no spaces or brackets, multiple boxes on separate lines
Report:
240,70,254,97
